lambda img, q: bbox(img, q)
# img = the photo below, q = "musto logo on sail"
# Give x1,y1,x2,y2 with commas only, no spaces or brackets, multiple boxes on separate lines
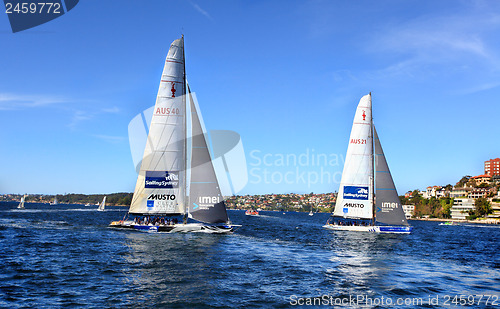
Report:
343,186,369,200
145,171,179,188
148,194,176,200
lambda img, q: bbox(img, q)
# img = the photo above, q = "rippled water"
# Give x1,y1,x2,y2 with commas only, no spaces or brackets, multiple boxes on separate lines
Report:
1,202,499,308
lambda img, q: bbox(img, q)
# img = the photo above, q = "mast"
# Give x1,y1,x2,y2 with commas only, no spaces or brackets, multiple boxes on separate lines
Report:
182,35,188,224
369,92,375,225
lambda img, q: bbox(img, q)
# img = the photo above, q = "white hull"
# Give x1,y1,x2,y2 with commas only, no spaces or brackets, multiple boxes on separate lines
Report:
323,224,412,234
109,221,234,234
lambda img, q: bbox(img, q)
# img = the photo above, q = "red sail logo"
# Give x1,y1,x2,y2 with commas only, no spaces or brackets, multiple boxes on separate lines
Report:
362,110,366,121
171,82,176,98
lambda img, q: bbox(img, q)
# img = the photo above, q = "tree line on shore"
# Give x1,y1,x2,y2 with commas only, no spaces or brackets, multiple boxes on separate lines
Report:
2,193,133,206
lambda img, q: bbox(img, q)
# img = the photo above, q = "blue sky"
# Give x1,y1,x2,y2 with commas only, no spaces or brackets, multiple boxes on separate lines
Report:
1,0,499,195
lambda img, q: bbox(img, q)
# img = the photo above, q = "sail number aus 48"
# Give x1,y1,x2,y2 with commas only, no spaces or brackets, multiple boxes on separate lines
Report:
350,139,367,144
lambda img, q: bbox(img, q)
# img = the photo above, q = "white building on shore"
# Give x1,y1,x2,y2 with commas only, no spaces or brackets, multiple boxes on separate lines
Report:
402,204,415,219
450,198,475,220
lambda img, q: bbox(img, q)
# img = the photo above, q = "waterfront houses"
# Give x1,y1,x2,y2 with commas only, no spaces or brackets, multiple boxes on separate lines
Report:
402,204,415,219
407,158,500,222
225,192,337,212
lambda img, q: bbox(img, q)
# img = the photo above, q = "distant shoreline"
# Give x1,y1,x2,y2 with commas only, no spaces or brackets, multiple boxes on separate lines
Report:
410,217,500,225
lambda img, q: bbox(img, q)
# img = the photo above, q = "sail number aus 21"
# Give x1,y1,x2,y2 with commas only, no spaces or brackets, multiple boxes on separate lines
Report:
350,139,367,144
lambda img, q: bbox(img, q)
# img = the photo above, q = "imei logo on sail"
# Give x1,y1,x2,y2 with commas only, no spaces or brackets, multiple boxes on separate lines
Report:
145,171,179,188
379,202,399,212
343,186,369,200
193,196,221,210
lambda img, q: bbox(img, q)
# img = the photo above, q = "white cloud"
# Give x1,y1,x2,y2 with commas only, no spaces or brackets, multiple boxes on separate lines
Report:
456,81,500,95
93,134,126,143
69,110,93,128
102,106,120,113
0,93,68,110
188,1,213,21
370,8,500,73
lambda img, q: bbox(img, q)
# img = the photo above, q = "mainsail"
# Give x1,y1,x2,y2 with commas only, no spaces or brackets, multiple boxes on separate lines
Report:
98,196,106,211
187,87,229,224
17,196,25,209
129,37,186,215
333,94,373,219
374,127,408,225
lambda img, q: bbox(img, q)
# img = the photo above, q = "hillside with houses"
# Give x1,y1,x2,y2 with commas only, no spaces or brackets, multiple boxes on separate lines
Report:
401,158,500,223
225,192,337,213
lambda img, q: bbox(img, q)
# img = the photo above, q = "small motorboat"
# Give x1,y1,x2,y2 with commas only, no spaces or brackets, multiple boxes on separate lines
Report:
439,221,458,226
245,210,259,216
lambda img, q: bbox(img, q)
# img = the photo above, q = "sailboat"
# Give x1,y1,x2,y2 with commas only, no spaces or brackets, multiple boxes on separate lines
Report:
110,36,237,233
323,93,412,234
97,196,106,211
17,195,26,209
50,197,58,205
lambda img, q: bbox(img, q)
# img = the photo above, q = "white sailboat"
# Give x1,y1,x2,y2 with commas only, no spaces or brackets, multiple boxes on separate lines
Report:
110,36,236,233
97,196,106,211
17,195,26,209
323,93,412,234
50,197,58,205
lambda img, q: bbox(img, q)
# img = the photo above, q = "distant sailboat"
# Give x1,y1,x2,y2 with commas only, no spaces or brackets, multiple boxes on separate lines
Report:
323,93,412,234
50,197,58,205
17,195,26,209
97,196,106,211
110,36,237,233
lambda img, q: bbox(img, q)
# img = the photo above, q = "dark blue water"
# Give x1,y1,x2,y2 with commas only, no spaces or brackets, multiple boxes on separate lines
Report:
1,202,499,308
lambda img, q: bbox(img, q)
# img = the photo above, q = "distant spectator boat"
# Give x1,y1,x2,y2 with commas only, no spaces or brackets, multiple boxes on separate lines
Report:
97,196,106,212
245,210,259,216
17,195,25,209
439,221,458,226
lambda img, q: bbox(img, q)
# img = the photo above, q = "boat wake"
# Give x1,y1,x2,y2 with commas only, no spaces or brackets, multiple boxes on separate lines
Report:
462,224,500,229
5,208,112,213
0,218,70,230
